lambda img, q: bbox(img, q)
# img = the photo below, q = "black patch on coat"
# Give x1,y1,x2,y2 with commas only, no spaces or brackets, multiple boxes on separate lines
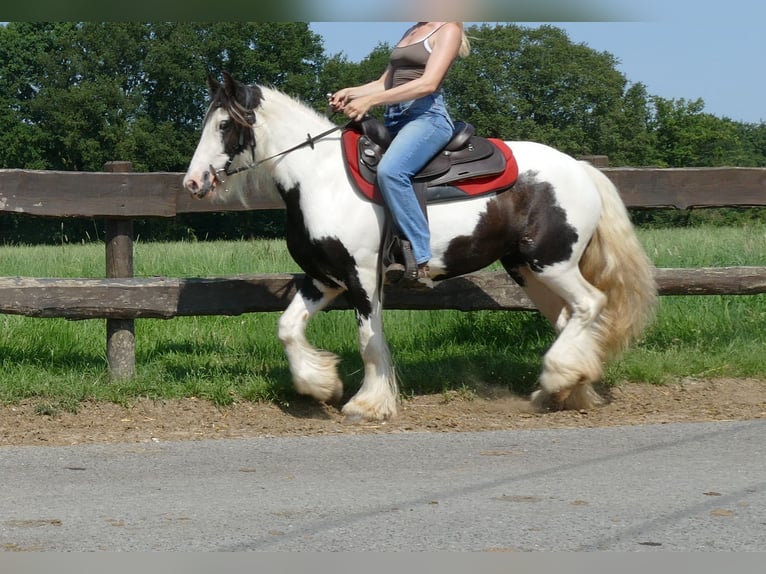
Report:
512,176,580,273
278,182,373,320
297,276,325,304
441,172,579,278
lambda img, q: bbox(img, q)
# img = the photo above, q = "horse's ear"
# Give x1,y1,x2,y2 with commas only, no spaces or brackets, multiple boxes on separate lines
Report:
207,73,220,96
222,70,238,98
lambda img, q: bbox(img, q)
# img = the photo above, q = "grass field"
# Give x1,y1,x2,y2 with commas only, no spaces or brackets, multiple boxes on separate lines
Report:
1,224,765,410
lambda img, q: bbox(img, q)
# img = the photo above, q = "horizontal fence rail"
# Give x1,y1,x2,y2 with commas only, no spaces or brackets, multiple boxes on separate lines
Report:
0,267,765,320
1,162,765,377
2,166,766,217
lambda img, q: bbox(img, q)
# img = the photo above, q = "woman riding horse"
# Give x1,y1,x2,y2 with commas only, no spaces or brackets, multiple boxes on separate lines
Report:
329,22,471,289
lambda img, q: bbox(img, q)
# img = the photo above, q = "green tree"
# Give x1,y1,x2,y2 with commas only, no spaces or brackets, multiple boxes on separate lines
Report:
445,23,629,158
0,22,326,172
13,23,147,170
0,22,64,169
2,21,766,244
649,97,762,167
317,46,393,123
741,122,766,167
604,82,662,166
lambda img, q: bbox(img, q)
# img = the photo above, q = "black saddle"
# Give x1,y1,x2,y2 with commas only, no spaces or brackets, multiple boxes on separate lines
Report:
348,117,508,201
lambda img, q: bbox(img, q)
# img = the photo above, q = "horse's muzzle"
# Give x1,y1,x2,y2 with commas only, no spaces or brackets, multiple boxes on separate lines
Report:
184,168,218,199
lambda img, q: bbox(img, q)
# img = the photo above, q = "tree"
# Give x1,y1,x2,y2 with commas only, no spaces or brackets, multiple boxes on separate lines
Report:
2,21,765,244
0,22,326,173
317,45,393,123
649,96,763,167
0,23,149,171
0,22,327,243
444,23,630,159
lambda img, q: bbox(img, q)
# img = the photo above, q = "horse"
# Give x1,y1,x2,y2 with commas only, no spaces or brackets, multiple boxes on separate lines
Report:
183,71,657,422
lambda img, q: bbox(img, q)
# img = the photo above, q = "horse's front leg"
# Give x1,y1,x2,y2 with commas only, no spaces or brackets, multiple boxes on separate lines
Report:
342,283,399,422
278,277,344,403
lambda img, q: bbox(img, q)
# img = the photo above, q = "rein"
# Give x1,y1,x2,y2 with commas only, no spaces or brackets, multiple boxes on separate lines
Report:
211,115,350,185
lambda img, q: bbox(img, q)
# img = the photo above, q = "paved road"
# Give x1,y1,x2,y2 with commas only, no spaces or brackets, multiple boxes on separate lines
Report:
1,420,764,551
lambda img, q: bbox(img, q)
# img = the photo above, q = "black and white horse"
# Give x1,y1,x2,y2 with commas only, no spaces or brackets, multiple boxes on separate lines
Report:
183,72,657,421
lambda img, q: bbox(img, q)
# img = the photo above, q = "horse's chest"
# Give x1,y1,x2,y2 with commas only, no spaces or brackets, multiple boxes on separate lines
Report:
281,185,358,286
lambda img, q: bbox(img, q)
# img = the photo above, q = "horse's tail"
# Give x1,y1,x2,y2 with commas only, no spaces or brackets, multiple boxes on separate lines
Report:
578,161,658,360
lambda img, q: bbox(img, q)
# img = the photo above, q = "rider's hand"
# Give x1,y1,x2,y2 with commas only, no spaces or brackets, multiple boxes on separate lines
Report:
328,90,349,112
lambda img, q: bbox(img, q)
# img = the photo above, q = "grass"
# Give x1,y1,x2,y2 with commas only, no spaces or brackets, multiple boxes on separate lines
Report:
0,225,765,408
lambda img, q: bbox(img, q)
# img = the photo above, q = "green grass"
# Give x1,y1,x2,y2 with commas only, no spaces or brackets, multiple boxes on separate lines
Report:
0,226,765,408
608,225,766,385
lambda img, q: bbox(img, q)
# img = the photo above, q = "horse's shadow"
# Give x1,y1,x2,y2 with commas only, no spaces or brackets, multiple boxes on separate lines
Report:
274,393,341,421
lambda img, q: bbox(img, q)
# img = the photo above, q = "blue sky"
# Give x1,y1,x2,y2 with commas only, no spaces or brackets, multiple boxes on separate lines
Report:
309,7,765,124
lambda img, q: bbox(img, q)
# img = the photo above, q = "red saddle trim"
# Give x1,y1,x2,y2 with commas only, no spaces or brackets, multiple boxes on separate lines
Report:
342,130,381,202
341,130,519,205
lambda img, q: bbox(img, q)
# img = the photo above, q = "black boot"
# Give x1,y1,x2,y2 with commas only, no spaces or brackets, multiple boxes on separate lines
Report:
384,239,433,289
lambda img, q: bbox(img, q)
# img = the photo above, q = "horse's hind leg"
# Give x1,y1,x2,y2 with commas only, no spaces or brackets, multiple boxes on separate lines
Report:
526,264,607,411
278,278,345,403
507,265,568,333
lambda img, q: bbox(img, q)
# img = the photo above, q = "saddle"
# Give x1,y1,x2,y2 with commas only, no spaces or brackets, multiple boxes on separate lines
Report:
341,117,518,207
340,117,519,283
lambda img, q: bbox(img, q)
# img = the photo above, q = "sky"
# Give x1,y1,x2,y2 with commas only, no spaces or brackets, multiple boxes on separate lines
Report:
309,4,765,124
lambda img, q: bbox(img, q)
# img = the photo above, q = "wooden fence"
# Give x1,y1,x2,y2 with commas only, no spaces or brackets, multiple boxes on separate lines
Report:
1,161,766,378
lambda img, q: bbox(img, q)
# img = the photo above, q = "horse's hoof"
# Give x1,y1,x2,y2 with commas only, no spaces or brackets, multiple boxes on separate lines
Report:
341,400,397,423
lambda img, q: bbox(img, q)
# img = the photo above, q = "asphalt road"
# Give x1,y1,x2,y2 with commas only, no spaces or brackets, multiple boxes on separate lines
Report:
1,420,764,552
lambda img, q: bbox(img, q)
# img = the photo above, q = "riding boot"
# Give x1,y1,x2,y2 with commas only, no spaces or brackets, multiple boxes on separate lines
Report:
396,241,433,290
387,238,418,284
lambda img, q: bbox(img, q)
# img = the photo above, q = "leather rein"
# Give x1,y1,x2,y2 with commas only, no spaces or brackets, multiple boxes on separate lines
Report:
211,112,349,185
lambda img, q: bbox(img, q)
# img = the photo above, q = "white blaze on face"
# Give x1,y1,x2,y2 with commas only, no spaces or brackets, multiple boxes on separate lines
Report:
183,107,231,196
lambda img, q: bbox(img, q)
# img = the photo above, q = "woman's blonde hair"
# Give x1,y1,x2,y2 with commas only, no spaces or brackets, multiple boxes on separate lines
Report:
457,23,471,58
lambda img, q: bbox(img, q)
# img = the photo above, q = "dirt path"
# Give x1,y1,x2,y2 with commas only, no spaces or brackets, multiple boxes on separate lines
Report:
1,378,764,447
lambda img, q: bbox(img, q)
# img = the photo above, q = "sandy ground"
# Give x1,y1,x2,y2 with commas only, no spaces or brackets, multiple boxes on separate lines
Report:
1,378,764,447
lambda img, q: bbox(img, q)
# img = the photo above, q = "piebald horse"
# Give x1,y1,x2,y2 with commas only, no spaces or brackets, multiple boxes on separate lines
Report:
183,72,657,421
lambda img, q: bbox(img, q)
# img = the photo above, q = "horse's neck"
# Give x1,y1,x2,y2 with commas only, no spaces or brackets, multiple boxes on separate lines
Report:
255,89,342,199
257,88,335,159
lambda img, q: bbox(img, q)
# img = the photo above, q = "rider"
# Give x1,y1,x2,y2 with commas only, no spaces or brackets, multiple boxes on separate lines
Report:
329,22,471,288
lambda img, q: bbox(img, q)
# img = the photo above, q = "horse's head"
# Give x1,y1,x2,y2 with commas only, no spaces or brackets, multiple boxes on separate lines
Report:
183,71,263,198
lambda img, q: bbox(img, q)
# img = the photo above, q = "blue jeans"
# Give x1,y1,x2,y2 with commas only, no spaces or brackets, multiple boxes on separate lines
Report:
379,93,454,265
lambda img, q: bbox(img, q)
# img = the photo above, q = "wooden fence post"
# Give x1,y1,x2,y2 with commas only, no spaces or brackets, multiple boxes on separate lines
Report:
578,155,609,168
104,161,136,379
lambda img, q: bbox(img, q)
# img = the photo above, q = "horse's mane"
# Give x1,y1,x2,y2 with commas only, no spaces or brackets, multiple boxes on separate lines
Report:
207,79,332,132
255,85,335,130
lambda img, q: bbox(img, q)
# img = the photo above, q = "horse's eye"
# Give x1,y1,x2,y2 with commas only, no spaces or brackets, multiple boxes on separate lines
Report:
219,120,230,131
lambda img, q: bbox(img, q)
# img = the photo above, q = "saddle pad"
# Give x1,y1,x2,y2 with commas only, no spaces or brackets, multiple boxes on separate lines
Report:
341,130,519,205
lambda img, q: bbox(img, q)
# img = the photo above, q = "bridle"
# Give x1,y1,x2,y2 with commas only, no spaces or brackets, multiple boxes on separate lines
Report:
210,109,349,186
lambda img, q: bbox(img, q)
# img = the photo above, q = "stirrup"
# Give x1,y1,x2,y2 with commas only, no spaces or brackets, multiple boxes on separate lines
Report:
399,251,434,291
400,262,434,290
384,239,418,285
399,239,418,282
384,239,433,289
